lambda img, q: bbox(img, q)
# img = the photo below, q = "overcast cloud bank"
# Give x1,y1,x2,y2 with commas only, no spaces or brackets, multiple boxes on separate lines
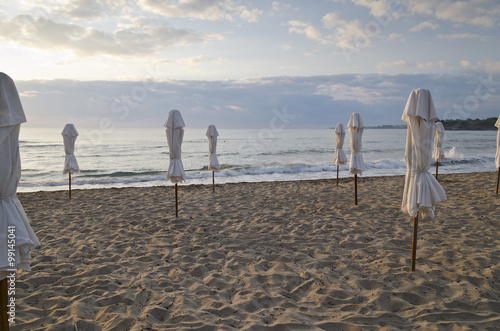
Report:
16,72,499,129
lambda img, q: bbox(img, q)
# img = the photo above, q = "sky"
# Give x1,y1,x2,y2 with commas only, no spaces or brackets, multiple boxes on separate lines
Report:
1,0,499,129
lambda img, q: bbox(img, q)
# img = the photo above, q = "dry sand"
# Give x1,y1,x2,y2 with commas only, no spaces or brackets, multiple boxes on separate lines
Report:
10,172,500,330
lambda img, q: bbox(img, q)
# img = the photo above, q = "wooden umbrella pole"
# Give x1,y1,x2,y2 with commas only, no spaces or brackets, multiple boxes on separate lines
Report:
435,161,438,180
1,278,9,330
354,174,358,205
411,212,419,272
212,171,215,192
496,167,499,195
69,173,72,199
175,183,178,217
336,165,339,186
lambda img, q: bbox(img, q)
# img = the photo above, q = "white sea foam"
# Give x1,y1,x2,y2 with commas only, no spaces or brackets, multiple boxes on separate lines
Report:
445,146,465,159
17,128,498,192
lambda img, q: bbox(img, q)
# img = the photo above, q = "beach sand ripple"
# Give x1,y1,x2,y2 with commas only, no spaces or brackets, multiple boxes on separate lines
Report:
11,172,500,330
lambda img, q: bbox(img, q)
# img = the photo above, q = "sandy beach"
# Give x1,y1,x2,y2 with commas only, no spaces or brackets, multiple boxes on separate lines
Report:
11,172,500,330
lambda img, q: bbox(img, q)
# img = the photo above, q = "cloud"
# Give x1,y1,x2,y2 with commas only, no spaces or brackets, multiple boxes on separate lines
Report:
434,0,499,27
19,0,131,21
225,105,245,111
18,90,40,98
15,73,499,130
460,59,500,73
351,0,398,17
287,20,323,41
376,60,449,70
287,1,496,54
239,8,262,22
315,82,385,104
0,14,205,57
321,9,402,49
157,55,226,65
322,12,346,28
376,60,409,70
322,14,373,49
460,60,473,69
479,60,500,73
271,1,291,15
403,0,440,15
324,0,500,57
404,0,500,27
138,0,263,22
387,33,405,41
437,32,489,41
287,14,375,50
409,21,438,32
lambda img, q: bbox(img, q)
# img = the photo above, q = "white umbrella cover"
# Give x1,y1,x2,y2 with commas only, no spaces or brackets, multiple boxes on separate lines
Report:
0,72,40,281
433,121,445,162
333,123,347,166
165,109,186,184
401,89,447,219
62,123,80,174
495,116,500,169
347,113,367,175
206,125,220,170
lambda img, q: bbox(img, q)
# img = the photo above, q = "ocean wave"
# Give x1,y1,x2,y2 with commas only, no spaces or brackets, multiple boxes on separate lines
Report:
78,170,165,178
213,163,338,178
19,174,167,188
438,156,494,165
256,148,331,156
20,144,61,148
445,146,465,159
196,164,239,172
368,158,406,170
19,152,496,190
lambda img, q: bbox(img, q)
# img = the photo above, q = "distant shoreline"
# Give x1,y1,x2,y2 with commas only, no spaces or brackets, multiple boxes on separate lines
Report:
332,125,497,130
363,125,497,130
365,116,499,130
364,125,406,129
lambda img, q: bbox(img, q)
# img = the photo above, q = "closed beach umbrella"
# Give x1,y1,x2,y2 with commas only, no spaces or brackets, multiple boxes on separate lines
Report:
495,116,500,194
0,72,40,329
62,123,80,198
401,88,447,272
433,121,445,180
206,125,220,192
347,113,366,204
165,109,186,217
333,123,347,186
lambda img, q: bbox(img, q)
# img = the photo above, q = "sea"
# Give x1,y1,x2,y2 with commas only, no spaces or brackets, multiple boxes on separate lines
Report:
17,127,498,193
